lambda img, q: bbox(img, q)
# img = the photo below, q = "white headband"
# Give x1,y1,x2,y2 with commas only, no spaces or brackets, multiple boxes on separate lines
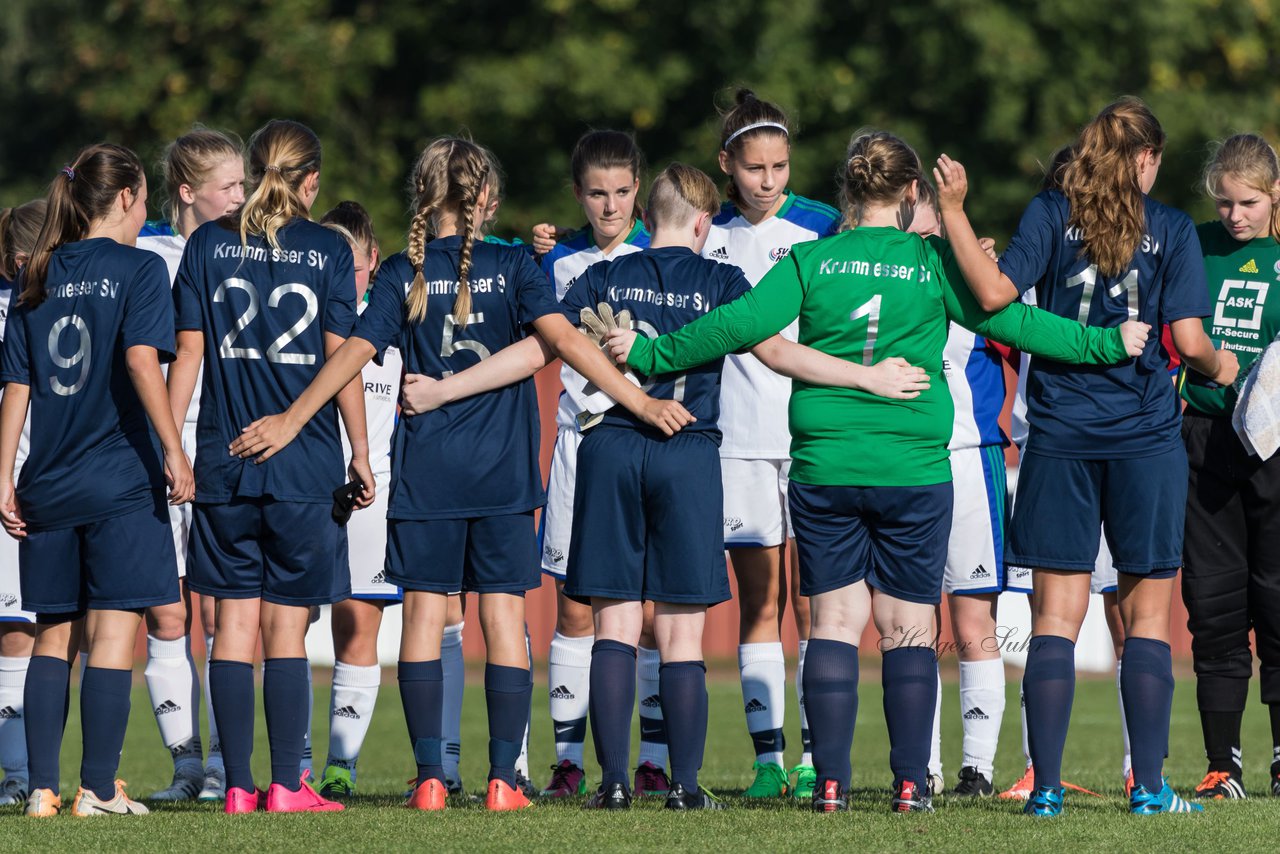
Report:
723,121,789,150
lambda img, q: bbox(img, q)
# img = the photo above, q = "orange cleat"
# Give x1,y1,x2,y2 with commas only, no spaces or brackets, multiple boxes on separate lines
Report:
998,765,1035,800
265,771,344,813
406,778,448,811
485,778,532,811
24,787,62,817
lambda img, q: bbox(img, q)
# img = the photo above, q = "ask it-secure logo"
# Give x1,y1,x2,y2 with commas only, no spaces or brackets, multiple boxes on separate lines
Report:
1214,279,1270,331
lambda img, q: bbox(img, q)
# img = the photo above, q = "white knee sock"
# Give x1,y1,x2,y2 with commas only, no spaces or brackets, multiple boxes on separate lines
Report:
636,646,667,768
324,661,380,780
958,658,1005,778
441,622,465,784
739,642,786,767
0,655,29,785
1116,660,1132,779
548,632,592,767
796,639,812,766
203,633,222,770
144,635,202,771
929,669,943,778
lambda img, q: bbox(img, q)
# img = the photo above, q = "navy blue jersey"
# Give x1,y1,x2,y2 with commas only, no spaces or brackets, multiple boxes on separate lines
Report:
174,219,356,503
354,237,561,520
998,190,1210,458
0,239,173,529
560,246,752,441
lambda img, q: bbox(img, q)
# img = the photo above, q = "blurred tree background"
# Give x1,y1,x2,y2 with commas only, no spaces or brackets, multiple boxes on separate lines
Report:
2,0,1278,249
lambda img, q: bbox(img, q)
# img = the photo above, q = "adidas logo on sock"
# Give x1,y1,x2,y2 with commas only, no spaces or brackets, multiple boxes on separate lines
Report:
155,700,182,715
370,571,386,585
744,698,768,714
334,705,361,720
969,564,991,580
549,685,575,700
0,705,21,719
963,706,989,720
708,246,729,260
1240,258,1260,274
641,694,661,709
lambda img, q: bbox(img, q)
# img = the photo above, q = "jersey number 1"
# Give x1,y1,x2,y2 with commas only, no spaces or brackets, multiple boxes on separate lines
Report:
849,295,881,365
1066,265,1139,325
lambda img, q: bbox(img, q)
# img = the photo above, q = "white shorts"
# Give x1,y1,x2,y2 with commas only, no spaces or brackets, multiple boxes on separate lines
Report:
540,428,581,578
722,457,792,548
347,476,400,600
0,530,34,623
168,424,198,580
945,445,1015,595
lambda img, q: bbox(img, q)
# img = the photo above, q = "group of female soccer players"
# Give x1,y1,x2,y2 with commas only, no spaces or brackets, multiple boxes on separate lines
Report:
0,88,1276,820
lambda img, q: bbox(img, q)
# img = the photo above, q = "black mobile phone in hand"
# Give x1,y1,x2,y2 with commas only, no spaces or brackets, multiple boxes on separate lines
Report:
332,479,364,525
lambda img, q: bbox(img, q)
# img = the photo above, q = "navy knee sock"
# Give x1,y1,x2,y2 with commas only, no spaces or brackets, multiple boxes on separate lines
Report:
1023,635,1075,790
25,656,71,795
485,663,532,786
209,659,256,792
882,646,937,791
80,666,132,801
660,660,708,792
802,639,859,789
589,640,637,788
263,658,309,791
398,659,444,785
1121,637,1174,794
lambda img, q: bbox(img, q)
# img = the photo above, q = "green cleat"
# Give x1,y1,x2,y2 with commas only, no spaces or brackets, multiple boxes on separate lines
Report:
790,763,817,800
743,761,790,798
316,766,357,799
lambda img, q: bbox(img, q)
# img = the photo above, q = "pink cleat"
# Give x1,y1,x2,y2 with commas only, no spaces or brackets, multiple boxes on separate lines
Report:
265,771,344,813
224,787,264,814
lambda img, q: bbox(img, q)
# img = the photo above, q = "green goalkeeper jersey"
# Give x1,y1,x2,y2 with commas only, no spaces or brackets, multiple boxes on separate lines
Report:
627,227,1129,487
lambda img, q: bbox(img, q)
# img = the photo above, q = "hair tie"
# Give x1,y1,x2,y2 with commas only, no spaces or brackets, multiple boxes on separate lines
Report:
61,166,76,182
723,121,789,150
263,164,282,174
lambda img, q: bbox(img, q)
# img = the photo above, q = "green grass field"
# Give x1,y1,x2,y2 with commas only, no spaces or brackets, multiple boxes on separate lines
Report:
5,663,1280,852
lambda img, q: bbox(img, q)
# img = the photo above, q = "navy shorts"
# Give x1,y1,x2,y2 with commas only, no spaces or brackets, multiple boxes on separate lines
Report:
565,427,730,606
789,481,953,605
188,498,348,606
386,512,538,595
20,498,179,615
1007,446,1186,578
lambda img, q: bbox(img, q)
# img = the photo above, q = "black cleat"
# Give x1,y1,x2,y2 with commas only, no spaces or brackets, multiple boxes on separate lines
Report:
891,779,934,813
664,782,725,810
584,782,632,810
951,765,994,797
1271,760,1280,798
812,778,848,813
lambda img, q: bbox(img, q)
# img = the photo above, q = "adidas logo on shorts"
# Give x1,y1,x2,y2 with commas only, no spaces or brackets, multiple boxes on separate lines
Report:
724,516,744,533
549,685,575,700
370,571,386,585
334,705,361,720
969,564,991,580
744,698,768,714
708,246,729,261
641,694,661,709
154,700,181,715
544,545,565,564
0,705,21,719
963,706,989,720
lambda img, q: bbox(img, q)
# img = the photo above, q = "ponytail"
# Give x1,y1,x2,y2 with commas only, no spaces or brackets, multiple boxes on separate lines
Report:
238,119,321,252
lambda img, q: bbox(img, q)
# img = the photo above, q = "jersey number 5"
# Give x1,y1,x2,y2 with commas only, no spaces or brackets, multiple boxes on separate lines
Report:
440,313,491,376
214,278,320,364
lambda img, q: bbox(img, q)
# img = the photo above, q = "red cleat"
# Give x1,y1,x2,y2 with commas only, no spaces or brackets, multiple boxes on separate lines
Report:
224,787,264,814
265,771,344,813
485,778,532,811
405,778,447,811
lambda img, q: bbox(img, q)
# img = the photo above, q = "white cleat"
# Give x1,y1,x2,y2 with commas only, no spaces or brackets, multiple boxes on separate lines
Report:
72,781,149,816
198,765,226,801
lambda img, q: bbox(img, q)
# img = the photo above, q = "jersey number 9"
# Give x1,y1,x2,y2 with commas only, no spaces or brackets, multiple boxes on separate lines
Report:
48,314,91,396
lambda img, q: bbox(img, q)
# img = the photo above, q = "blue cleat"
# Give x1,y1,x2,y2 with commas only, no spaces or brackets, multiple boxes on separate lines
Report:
1023,785,1064,817
1130,780,1203,815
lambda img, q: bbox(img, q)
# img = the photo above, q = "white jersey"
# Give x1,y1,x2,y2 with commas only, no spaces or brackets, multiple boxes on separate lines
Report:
540,221,650,431
341,301,401,485
0,282,30,468
138,230,203,429
702,192,839,458
1010,291,1037,449
942,323,1009,451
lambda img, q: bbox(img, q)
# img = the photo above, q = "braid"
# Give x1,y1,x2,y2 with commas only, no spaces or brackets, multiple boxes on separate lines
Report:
405,202,432,323
451,186,479,329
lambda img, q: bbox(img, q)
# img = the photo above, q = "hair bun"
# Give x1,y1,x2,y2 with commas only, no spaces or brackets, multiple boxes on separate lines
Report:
734,88,757,106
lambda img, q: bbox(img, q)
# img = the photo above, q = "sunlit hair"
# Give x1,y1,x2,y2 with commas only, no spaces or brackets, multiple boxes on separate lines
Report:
1061,97,1165,277
0,199,47,280
719,89,791,208
1202,133,1280,242
237,119,322,253
838,129,922,230
404,137,492,326
158,126,243,228
646,163,720,229
1042,144,1076,193
320,200,379,275
23,143,144,306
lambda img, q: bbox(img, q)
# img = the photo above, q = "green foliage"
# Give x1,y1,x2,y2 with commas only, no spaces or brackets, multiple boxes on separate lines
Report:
2,0,1279,249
